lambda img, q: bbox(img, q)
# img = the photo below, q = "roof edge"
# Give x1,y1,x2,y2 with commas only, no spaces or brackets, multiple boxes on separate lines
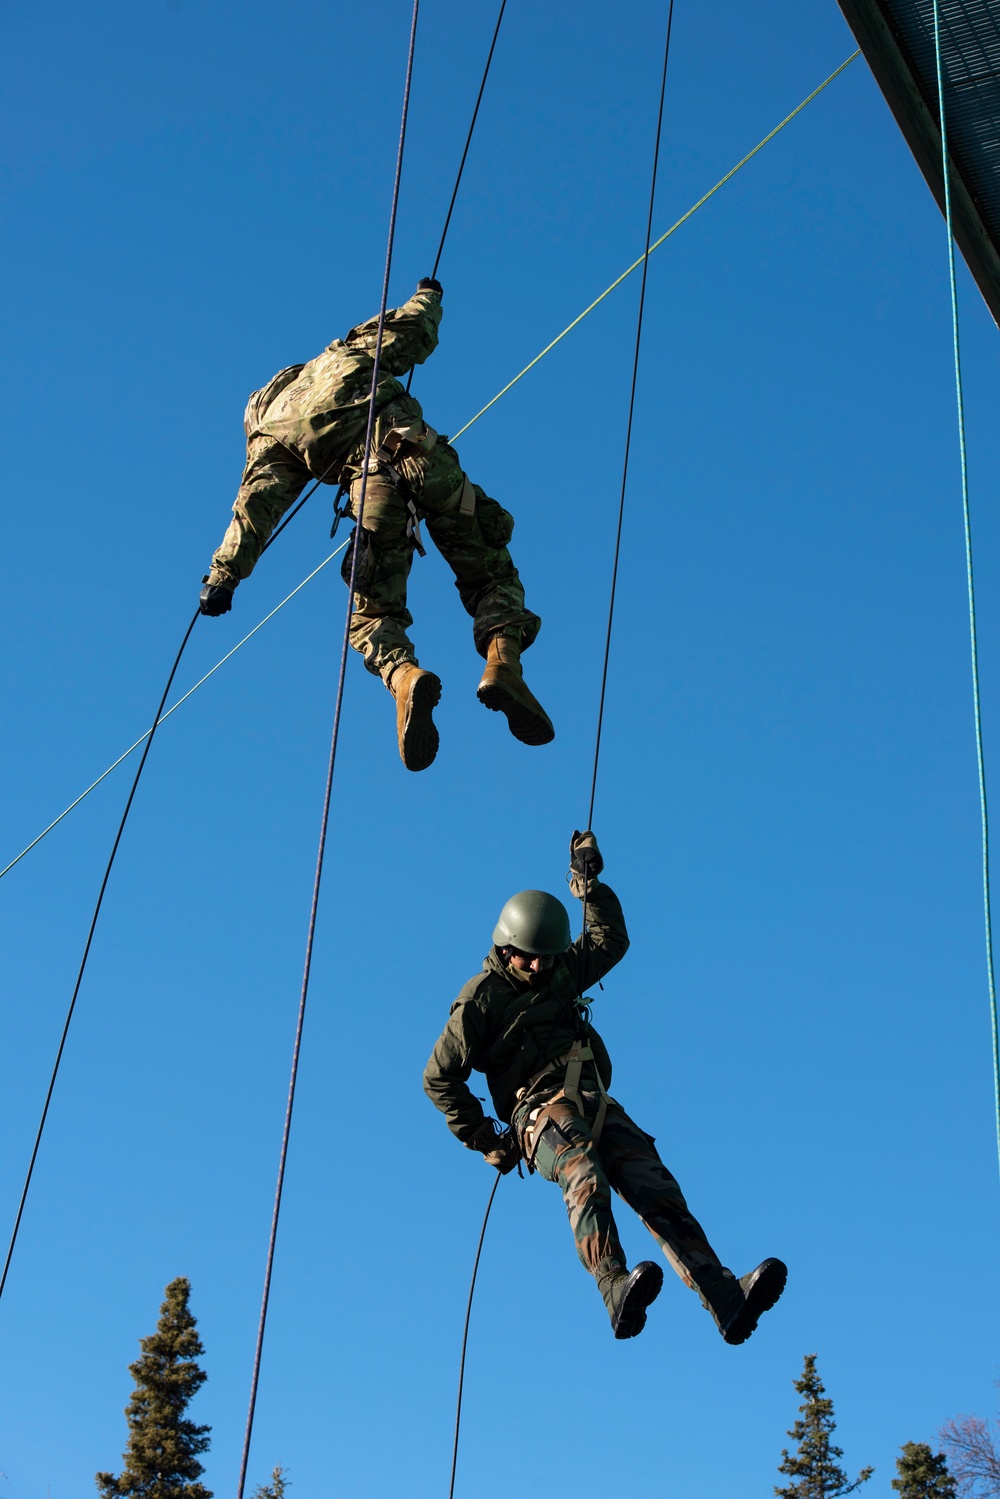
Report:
837,0,1000,328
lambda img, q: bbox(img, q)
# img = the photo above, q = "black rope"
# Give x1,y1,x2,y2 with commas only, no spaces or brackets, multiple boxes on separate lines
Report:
0,609,201,1304
405,0,508,393
257,460,345,557
447,1174,501,1499
586,0,676,830
260,490,315,554
443,18,679,1483
234,4,422,1495
216,0,506,575
431,0,507,280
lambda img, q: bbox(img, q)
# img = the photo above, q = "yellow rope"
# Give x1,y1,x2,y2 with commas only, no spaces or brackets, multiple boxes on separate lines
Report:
450,50,861,443
0,53,862,889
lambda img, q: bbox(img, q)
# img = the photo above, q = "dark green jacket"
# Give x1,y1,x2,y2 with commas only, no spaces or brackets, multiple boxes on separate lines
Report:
423,883,629,1143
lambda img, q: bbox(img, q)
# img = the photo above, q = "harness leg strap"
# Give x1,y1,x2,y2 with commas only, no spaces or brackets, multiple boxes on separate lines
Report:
372,425,435,558
405,497,427,557
520,1039,612,1163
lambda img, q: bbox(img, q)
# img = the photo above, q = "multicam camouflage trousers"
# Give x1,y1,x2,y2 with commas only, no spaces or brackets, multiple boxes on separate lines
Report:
207,391,541,683
519,1093,723,1294
339,395,540,683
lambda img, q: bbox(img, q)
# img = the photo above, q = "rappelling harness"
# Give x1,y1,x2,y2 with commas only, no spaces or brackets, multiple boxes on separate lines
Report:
516,1032,612,1169
333,417,477,554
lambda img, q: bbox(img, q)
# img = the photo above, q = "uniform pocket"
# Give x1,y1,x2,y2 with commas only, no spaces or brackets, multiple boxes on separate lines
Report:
340,526,381,590
476,493,515,549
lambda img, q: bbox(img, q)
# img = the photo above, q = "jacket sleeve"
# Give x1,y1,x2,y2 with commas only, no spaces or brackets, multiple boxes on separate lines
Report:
344,286,443,376
423,982,491,1144
566,880,629,991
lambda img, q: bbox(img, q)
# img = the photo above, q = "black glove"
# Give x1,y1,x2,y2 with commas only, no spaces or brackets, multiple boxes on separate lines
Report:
568,829,603,897
467,1118,521,1175
199,583,233,617
417,277,443,295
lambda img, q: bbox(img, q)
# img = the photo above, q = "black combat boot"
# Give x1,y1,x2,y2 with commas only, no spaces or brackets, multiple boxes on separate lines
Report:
596,1257,664,1341
698,1259,787,1345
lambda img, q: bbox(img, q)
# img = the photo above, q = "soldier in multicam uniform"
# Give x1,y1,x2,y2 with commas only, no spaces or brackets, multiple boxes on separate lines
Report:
424,831,787,1341
199,278,553,771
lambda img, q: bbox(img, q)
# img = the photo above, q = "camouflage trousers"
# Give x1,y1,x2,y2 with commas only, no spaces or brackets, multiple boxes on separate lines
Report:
519,1093,723,1295
340,396,540,683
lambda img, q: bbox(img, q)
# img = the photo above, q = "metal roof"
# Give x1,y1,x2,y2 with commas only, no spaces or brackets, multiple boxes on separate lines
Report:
837,0,1000,325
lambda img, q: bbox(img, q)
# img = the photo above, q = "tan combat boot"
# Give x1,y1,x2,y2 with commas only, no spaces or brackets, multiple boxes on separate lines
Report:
389,662,442,772
476,633,554,746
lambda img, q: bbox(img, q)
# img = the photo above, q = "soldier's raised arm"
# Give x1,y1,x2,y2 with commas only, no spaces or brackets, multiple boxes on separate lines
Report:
565,829,630,990
343,278,443,376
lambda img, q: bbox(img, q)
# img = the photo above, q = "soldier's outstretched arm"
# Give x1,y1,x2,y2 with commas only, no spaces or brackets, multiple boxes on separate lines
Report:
565,830,630,988
199,437,313,615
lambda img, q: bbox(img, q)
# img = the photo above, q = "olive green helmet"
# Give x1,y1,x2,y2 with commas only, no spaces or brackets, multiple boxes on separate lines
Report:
492,890,571,954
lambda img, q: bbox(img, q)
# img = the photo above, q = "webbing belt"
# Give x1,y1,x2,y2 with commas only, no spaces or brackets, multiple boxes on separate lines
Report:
369,423,477,556
517,1039,611,1167
457,475,477,517
378,420,438,457
375,423,437,557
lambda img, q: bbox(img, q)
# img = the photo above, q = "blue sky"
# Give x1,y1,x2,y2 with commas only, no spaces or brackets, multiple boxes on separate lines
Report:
2,0,999,1494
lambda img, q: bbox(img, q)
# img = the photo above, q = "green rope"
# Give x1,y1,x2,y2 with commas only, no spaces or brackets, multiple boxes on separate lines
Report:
450,50,860,443
930,0,1000,1179
0,543,349,882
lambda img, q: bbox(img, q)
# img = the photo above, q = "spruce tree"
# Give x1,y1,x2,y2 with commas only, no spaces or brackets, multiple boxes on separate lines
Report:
775,1353,874,1498
96,1277,211,1499
250,1467,289,1499
892,1442,956,1498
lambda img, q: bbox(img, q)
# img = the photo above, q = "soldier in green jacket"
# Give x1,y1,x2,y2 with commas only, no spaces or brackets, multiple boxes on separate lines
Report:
423,831,787,1341
199,279,552,771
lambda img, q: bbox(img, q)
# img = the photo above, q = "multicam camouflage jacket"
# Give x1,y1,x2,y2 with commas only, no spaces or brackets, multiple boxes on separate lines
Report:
423,883,630,1143
254,284,443,475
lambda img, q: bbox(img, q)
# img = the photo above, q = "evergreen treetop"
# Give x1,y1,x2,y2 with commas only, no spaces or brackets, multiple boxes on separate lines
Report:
250,1466,289,1499
95,1276,211,1499
775,1353,874,1499
891,1441,956,1498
